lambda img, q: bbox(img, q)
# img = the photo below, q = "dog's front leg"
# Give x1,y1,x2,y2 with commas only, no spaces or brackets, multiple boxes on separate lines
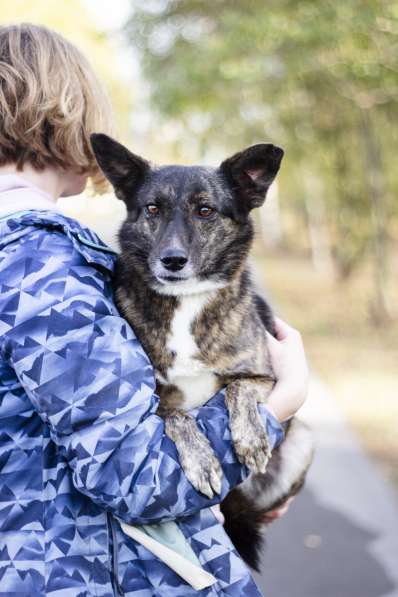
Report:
225,378,274,475
162,409,223,499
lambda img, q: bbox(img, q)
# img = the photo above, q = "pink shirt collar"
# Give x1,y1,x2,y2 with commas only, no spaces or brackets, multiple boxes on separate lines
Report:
0,174,58,218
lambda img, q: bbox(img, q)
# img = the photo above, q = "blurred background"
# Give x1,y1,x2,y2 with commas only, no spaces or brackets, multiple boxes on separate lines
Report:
1,1,397,595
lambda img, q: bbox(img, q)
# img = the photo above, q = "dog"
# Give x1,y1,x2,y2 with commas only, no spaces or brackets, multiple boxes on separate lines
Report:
91,133,314,570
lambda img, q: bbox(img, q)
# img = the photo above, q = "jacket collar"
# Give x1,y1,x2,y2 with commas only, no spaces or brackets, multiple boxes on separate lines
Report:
0,207,117,274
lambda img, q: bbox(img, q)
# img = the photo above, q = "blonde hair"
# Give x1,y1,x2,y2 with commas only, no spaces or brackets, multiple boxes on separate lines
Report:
0,23,114,191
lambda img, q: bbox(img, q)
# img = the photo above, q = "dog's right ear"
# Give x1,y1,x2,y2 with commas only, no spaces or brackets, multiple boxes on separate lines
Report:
90,133,150,213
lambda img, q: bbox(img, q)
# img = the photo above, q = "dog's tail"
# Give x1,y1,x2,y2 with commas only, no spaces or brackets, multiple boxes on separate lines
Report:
220,418,314,571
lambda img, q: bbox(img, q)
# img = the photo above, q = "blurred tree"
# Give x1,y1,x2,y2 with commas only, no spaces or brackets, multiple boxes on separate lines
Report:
0,0,132,137
126,0,397,323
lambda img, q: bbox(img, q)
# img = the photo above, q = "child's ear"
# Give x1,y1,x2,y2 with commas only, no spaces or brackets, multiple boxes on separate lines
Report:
220,143,284,218
90,133,150,213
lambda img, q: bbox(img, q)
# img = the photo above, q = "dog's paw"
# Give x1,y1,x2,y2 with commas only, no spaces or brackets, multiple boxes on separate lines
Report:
231,415,271,475
164,411,223,498
181,443,223,498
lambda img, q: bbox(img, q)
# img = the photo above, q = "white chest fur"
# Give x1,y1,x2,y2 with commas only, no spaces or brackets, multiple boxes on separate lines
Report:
164,292,218,410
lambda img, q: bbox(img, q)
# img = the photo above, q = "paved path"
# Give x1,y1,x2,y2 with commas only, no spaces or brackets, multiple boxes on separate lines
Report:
254,378,398,597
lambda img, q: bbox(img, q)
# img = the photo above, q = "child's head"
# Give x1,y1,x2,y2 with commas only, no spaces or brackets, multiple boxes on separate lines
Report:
0,23,114,193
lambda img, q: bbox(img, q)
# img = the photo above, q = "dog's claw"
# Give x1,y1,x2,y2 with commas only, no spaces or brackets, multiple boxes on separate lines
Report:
200,481,214,499
210,466,222,495
185,460,222,498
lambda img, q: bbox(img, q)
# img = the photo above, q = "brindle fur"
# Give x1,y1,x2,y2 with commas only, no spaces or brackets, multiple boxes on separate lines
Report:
91,133,314,569
116,260,276,494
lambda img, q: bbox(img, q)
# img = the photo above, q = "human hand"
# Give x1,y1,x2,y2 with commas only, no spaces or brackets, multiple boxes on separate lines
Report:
261,497,295,523
265,317,309,422
211,497,294,528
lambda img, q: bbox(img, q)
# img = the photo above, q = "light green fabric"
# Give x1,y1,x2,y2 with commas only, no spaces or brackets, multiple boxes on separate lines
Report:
140,520,202,566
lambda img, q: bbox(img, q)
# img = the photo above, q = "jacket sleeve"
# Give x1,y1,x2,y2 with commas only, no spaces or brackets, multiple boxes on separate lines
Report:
0,229,284,525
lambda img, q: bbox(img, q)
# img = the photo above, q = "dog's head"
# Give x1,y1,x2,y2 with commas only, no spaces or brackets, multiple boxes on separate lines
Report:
91,134,283,296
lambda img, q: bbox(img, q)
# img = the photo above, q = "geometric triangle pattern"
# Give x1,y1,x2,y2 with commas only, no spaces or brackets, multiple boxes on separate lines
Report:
0,210,283,595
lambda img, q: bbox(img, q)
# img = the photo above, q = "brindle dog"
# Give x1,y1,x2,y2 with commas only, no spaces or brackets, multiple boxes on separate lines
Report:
91,133,313,569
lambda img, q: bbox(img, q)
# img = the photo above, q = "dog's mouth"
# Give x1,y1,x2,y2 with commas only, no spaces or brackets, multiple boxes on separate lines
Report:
156,274,191,284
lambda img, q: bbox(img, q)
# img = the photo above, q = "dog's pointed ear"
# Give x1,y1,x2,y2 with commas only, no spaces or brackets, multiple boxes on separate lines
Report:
220,144,284,217
90,133,150,214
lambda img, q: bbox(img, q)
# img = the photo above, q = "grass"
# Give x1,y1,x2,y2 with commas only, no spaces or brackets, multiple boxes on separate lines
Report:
253,242,398,489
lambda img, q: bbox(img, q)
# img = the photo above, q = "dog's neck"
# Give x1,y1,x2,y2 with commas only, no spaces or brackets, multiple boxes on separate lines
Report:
116,258,250,318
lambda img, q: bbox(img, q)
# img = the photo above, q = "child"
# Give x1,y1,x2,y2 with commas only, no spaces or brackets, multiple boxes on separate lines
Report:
0,23,308,596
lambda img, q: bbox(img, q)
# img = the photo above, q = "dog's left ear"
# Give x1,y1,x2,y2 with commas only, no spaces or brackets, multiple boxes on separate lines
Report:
220,144,284,217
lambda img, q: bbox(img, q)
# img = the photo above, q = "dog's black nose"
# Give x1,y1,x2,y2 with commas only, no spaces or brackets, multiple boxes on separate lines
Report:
160,249,188,272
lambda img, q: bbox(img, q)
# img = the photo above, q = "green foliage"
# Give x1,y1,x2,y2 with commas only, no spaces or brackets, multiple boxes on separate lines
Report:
127,0,397,130
126,0,397,315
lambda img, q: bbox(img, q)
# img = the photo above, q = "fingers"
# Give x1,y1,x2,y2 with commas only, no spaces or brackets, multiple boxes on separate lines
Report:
265,316,308,421
265,330,281,349
273,317,292,340
274,317,301,343
261,497,295,523
210,505,225,525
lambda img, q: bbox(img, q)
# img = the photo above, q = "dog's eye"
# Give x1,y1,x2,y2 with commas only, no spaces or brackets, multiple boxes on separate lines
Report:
197,205,214,218
146,204,159,216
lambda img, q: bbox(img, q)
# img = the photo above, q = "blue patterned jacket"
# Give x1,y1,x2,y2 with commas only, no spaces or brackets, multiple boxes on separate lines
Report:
0,208,283,596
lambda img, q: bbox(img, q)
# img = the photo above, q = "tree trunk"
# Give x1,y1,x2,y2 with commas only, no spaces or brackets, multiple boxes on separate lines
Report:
303,174,334,276
361,110,390,325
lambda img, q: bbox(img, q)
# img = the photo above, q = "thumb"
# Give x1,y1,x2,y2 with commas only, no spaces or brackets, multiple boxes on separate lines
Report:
266,330,282,353
266,330,279,345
